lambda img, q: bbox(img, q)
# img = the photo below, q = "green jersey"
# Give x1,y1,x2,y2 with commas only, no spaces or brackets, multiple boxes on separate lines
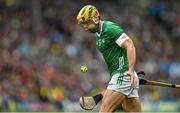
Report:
96,21,129,77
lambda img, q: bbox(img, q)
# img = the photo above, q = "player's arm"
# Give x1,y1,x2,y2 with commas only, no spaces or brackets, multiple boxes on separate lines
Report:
118,33,136,72
115,33,136,88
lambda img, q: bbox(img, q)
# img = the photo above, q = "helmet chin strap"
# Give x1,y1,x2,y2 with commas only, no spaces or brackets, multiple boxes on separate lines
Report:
91,18,100,33
92,18,99,24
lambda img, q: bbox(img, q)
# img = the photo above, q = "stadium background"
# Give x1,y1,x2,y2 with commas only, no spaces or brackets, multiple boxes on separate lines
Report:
0,0,179,112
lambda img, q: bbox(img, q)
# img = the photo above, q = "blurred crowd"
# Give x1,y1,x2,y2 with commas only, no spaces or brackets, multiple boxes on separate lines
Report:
0,0,179,112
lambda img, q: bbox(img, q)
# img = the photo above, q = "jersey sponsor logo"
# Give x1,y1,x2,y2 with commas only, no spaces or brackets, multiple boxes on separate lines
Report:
117,56,124,71
96,39,105,47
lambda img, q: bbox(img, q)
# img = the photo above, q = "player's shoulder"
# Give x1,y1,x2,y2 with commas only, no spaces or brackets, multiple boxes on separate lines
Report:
104,21,116,27
103,21,122,30
104,21,116,25
103,21,123,33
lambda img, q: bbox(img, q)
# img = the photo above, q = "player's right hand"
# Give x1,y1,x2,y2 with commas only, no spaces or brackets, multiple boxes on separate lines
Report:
128,71,137,88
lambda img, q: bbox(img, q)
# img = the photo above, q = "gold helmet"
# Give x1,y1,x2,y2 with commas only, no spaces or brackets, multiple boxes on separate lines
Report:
77,5,100,24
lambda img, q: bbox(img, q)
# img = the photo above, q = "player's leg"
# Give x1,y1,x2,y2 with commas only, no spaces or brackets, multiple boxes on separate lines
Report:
99,89,126,113
122,97,141,112
121,71,141,112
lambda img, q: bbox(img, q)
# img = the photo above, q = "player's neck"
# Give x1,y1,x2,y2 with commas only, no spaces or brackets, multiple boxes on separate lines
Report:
97,20,102,34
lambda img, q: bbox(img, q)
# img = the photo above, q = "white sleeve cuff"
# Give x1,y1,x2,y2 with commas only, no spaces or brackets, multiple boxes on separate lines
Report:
115,33,130,47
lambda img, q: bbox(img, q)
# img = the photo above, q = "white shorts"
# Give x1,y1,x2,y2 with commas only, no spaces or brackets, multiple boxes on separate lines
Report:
107,71,139,98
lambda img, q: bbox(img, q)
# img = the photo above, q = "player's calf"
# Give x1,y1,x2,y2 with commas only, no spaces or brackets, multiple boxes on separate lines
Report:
122,97,141,113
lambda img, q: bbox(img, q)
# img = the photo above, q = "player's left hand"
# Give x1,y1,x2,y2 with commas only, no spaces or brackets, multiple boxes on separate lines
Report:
128,71,137,88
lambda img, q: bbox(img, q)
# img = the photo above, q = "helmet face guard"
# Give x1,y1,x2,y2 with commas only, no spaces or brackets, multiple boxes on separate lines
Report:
77,5,100,24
